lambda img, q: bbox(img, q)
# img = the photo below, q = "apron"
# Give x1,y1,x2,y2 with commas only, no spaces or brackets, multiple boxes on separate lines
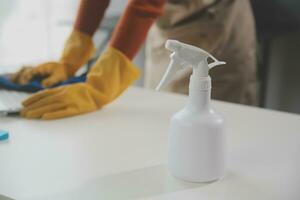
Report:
145,0,257,105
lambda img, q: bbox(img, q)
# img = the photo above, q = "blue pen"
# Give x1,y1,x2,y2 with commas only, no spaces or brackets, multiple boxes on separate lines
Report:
0,130,9,141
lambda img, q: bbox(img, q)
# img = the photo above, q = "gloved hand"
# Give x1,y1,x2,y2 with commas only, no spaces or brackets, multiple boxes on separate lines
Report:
21,47,140,119
11,30,95,87
10,66,34,85
10,62,70,87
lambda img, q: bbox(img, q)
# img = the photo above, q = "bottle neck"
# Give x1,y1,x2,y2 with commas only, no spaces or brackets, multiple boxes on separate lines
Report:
185,75,211,112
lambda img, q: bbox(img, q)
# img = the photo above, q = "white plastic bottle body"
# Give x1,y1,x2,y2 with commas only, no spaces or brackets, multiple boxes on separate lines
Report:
155,39,227,183
168,107,225,182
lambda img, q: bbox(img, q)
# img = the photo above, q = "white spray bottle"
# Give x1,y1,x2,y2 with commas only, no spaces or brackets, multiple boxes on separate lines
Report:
156,40,226,182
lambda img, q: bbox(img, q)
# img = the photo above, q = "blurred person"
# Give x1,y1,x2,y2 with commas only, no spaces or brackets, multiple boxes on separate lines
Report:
145,0,257,105
12,0,256,120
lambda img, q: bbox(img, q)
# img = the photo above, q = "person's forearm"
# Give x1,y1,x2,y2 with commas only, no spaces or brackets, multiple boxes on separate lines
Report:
109,0,166,60
74,0,110,36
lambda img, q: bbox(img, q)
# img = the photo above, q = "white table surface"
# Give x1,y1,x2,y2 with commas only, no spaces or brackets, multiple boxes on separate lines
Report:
0,87,300,200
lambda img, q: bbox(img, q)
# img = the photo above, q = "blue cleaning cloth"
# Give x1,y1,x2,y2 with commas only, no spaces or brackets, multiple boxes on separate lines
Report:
0,130,9,141
0,74,86,93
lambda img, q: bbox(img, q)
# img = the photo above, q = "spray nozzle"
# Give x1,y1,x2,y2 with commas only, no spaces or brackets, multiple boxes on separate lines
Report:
165,40,182,52
156,40,225,91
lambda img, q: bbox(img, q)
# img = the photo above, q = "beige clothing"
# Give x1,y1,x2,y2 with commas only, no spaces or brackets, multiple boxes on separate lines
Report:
145,0,257,105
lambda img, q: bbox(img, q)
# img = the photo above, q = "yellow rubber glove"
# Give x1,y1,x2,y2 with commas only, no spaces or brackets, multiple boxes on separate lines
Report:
21,47,140,120
11,30,95,87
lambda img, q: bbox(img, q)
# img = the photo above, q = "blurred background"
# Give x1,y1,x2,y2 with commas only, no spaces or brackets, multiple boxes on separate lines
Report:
0,0,299,113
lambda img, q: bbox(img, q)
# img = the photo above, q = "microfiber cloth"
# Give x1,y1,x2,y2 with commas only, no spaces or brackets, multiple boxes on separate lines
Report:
0,73,86,93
